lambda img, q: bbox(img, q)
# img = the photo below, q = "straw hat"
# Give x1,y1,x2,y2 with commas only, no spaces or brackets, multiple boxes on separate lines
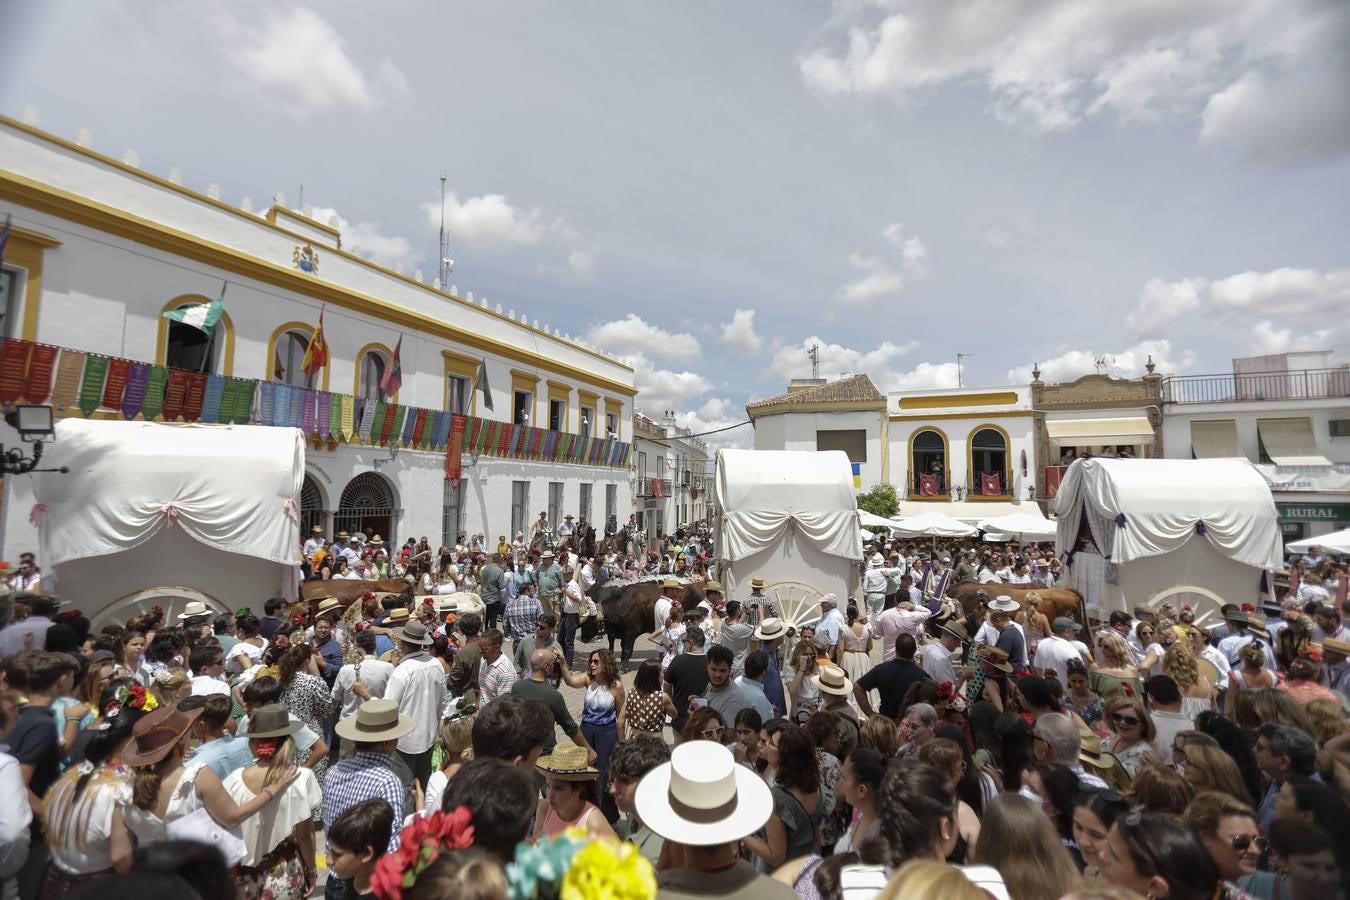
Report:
987,595,1020,613
316,598,342,616
940,621,970,642
1079,731,1120,770
662,578,682,590
123,705,203,767
1323,637,1350,656
242,704,301,739
535,744,599,781
753,618,789,641
383,608,411,627
334,699,415,743
749,576,766,590
336,531,350,541
311,525,323,535
393,620,435,647
177,601,211,620
704,581,723,594
634,741,774,846
541,550,556,560
369,535,384,546
867,557,884,569
979,646,1013,673
812,664,853,696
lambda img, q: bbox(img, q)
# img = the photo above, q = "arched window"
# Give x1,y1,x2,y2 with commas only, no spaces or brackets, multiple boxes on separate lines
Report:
359,351,386,403
274,330,310,387
970,427,1009,496
161,297,234,374
300,473,326,535
335,471,397,546
911,429,947,496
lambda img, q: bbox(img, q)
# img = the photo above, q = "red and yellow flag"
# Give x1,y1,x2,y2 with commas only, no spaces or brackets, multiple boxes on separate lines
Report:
301,310,329,377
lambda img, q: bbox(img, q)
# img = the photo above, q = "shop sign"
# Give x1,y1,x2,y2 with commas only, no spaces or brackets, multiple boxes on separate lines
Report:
1256,463,1350,493
1276,502,1350,523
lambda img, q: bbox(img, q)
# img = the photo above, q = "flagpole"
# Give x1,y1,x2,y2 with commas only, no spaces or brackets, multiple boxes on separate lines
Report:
198,280,227,374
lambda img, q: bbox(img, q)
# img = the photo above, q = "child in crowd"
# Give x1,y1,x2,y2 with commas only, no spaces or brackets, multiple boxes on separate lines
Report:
328,797,395,899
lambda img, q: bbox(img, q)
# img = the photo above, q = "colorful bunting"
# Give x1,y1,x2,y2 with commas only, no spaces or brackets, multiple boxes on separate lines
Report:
163,369,189,421
274,382,292,428
400,405,417,446
78,355,109,416
357,398,376,442
233,380,255,424
390,405,408,446
287,385,303,429
410,408,427,447
431,411,452,449
183,372,207,421
317,392,330,439
100,358,131,412
122,362,150,420
202,374,224,423
142,366,167,420
339,394,354,441
51,349,85,412
258,381,277,426
372,401,390,445
446,413,467,484
0,339,31,405
23,343,58,404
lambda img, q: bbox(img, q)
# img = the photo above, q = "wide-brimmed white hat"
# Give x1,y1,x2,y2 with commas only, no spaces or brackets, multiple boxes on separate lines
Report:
753,617,789,641
333,698,415,743
819,593,839,608
812,664,853,696
867,556,884,569
634,740,774,846
987,595,1020,612
177,601,211,620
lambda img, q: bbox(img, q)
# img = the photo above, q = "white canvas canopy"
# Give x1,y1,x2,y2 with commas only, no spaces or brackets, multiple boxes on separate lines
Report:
1286,527,1350,556
890,510,978,538
1054,458,1282,570
33,419,305,626
859,510,898,531
715,449,862,613
978,511,1056,542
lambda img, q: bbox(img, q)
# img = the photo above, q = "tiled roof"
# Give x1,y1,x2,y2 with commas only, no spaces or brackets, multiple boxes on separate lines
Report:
746,374,886,413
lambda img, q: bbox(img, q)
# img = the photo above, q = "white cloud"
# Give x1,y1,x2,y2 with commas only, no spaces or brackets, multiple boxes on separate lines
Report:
673,403,754,451
719,309,763,354
1125,277,1206,339
585,315,701,362
221,7,407,118
625,354,713,415
566,249,595,279
885,362,961,391
1007,339,1194,383
768,335,918,382
837,222,929,305
307,205,419,269
1247,320,1337,356
420,192,547,253
799,0,1350,161
1201,68,1350,165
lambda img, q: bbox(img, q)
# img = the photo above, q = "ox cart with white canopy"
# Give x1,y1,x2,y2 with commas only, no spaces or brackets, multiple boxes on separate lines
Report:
1054,458,1282,628
32,419,305,629
715,449,863,630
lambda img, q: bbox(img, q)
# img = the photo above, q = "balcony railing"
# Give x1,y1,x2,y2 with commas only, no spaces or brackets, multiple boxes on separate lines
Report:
637,477,670,499
1163,368,1350,404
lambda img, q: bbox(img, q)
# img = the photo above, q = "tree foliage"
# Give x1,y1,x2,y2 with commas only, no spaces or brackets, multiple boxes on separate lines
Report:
856,482,899,519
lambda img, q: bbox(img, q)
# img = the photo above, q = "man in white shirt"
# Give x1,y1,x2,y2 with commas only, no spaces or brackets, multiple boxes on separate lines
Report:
815,594,847,648
560,567,586,666
1146,675,1194,758
302,526,326,560
974,595,1024,647
1188,627,1231,692
382,620,446,787
862,556,904,623
334,532,359,566
1034,617,1086,688
557,514,576,540
655,579,682,635
332,630,394,720
578,557,598,596
7,555,41,594
1312,604,1350,645
1298,576,1332,606
875,586,933,662
188,645,230,697
921,622,964,684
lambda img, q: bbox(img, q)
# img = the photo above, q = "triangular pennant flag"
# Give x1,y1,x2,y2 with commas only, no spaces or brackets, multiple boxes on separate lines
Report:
78,355,109,416
339,395,354,441
372,401,389,444
390,405,408,446
357,398,376,442
23,343,58,404
100,358,131,412
201,374,225,422
258,381,277,426
51,349,85,412
122,362,150,420
234,380,256,424
0,338,32,406
317,392,331,439
274,382,292,427
183,372,208,421
162,369,189,421
432,411,452,449
142,366,167,420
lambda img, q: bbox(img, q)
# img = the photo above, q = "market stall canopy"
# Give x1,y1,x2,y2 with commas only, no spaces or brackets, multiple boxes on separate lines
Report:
1286,527,1350,556
891,510,979,538
900,500,1032,522
715,449,862,562
1045,416,1153,447
859,510,898,531
1256,418,1332,467
35,419,304,568
1190,420,1243,459
977,511,1057,542
1053,458,1282,570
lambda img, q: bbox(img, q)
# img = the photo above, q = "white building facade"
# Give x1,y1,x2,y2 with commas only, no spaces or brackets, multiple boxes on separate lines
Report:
1160,352,1350,543
747,375,889,491
0,116,636,561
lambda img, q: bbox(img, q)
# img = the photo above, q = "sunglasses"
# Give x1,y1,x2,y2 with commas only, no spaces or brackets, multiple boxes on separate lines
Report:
1112,713,1141,727
699,725,725,739
1229,834,1265,854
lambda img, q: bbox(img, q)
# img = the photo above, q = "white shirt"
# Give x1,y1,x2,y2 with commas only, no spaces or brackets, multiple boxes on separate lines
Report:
977,568,1001,584
654,596,674,633
226,639,268,675
557,521,575,537
563,579,585,615
1151,708,1195,760
0,754,31,879
331,657,395,719
1218,633,1276,668
817,607,846,646
1033,634,1081,688
303,537,326,558
1199,645,1232,691
385,652,447,754
0,616,54,658
579,564,597,594
1008,572,1031,584
189,674,230,697
921,641,957,684
975,619,1024,647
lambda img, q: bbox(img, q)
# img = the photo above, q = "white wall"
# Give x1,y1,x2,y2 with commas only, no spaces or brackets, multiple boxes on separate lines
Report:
751,410,883,488
888,415,1036,500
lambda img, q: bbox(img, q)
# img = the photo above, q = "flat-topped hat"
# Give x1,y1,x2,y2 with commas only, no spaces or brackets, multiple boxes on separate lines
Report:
123,705,203,766
177,601,211,620
812,664,853,696
334,698,415,743
394,619,435,646
634,740,774,846
987,595,1020,613
1323,637,1350,655
535,744,599,781
316,597,342,616
311,525,323,534
243,703,301,739
754,617,789,641
369,535,384,546
1079,730,1119,770
749,576,766,590
336,531,350,540
979,646,1013,673
704,581,723,594
940,621,970,642
868,556,884,569
662,578,682,589
541,550,555,560
383,608,411,627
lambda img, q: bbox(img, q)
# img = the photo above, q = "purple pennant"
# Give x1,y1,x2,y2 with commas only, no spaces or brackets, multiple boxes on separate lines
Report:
301,389,317,435
121,362,150,420
317,392,330,439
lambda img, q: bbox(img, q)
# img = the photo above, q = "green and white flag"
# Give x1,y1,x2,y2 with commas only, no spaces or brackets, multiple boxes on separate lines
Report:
475,360,494,411
163,283,226,336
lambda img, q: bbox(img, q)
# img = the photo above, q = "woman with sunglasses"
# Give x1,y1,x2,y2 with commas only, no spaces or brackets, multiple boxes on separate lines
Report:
1100,812,1221,900
745,719,827,870
1091,632,1143,700
1100,694,1159,778
1134,622,1164,677
1181,791,1262,885
679,706,728,743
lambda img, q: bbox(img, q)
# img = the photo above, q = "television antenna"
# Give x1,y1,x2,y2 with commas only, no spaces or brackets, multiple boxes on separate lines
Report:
808,343,820,379
1094,355,1115,375
956,352,973,387
438,169,454,286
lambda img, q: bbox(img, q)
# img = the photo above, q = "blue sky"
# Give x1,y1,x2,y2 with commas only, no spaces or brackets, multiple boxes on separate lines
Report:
3,0,1348,447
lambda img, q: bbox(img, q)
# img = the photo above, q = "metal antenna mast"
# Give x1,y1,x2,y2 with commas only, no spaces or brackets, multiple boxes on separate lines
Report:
956,352,973,387
438,169,453,287
808,343,820,379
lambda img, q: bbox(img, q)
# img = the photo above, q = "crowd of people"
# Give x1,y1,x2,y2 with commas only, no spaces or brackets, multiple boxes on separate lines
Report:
0,530,1347,900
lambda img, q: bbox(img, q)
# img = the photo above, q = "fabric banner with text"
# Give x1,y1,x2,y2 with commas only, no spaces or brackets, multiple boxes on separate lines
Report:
317,392,331,439
78,355,109,417
201,374,224,423
183,372,208,421
0,339,31,406
258,381,276,426
141,366,167,421
51,349,85,412
122,362,150,420
100,358,131,413
446,413,467,484
162,369,189,421
23,343,57,404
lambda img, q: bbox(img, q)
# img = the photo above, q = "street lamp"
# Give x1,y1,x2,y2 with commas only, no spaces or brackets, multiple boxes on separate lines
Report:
1,405,68,475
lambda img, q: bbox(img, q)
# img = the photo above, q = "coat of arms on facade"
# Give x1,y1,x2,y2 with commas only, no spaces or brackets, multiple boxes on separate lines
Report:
293,243,319,274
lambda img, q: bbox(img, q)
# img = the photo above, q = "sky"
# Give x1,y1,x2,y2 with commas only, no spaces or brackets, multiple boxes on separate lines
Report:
3,0,1349,449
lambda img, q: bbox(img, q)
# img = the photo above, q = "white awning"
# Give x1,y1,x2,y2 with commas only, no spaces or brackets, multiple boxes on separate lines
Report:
1256,418,1331,467
1190,420,1243,459
1045,416,1154,447
900,500,1041,523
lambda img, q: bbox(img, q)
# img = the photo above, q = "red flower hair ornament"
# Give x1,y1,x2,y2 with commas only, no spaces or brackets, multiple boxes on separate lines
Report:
934,681,955,702
370,805,476,900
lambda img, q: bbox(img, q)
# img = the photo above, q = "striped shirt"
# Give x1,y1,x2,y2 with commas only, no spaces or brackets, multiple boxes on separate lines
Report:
479,653,518,708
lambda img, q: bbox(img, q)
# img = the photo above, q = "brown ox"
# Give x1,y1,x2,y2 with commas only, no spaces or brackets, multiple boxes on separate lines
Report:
946,581,1084,626
299,578,413,617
